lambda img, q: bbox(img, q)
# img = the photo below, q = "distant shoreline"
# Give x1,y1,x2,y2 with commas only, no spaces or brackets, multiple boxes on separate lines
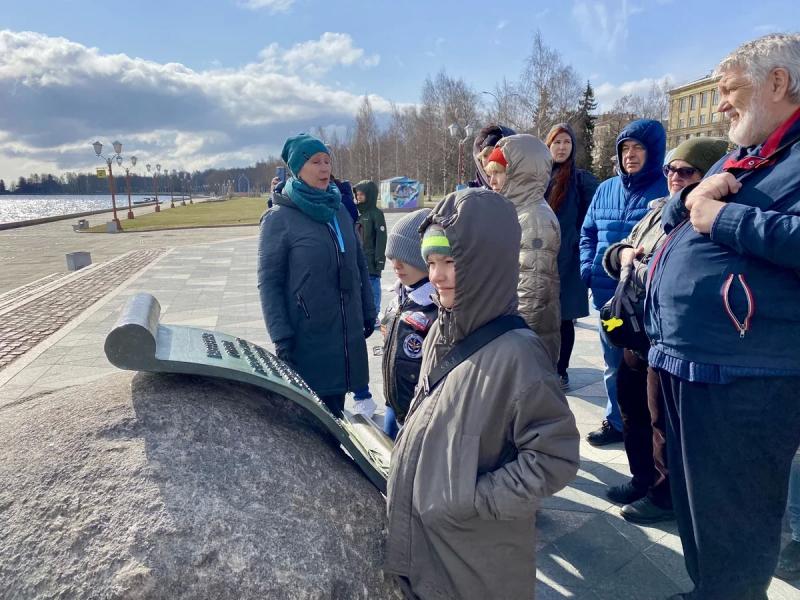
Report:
0,203,158,231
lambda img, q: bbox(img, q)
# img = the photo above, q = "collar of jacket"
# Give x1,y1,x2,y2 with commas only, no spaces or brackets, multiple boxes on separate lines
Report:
723,106,800,171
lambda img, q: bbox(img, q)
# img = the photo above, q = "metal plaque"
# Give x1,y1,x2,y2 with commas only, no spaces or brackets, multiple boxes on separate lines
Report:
105,292,392,493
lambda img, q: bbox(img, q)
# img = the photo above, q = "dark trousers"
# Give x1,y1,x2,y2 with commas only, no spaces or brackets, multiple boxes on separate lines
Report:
320,394,345,418
658,371,800,599
616,350,671,507
557,319,575,376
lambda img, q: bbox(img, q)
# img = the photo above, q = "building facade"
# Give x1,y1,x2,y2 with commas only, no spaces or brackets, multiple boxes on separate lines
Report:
666,75,729,149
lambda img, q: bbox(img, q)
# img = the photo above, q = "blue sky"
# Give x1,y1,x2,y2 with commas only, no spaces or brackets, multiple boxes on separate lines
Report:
0,0,797,183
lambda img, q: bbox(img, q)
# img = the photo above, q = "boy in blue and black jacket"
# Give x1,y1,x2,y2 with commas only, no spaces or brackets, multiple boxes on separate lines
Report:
380,209,437,439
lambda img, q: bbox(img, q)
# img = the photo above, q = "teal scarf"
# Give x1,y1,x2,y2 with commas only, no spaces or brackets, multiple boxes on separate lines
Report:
284,177,342,223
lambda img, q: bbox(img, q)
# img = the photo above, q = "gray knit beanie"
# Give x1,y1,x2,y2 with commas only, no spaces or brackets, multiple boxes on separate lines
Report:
385,208,431,272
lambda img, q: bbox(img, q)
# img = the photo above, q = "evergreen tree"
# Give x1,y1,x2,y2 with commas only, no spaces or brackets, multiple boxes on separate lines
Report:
575,81,597,172
0,179,5,194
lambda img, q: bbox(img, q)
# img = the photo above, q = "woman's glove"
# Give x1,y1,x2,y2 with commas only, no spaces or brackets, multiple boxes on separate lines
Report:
363,319,375,338
274,338,294,366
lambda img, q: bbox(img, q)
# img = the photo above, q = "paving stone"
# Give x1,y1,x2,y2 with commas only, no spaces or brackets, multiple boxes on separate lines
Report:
551,515,642,585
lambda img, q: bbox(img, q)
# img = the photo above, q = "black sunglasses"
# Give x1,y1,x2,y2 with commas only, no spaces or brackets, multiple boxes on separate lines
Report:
663,164,700,178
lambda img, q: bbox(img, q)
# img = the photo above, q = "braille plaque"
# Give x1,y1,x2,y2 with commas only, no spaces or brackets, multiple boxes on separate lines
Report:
104,292,392,492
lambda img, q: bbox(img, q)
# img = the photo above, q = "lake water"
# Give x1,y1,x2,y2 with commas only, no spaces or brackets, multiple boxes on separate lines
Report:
0,194,161,224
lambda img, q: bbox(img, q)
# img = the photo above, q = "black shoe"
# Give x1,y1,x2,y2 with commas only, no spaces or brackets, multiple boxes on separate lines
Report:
775,539,800,581
620,496,675,524
586,420,623,446
606,481,647,505
559,373,570,390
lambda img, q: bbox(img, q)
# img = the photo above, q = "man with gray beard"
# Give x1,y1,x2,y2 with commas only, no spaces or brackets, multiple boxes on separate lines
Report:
645,33,800,600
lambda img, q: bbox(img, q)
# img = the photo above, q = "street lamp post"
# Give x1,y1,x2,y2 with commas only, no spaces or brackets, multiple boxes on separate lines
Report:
122,155,138,219
166,169,175,209
180,172,186,206
92,140,124,231
145,163,162,212
448,123,475,187
186,173,193,204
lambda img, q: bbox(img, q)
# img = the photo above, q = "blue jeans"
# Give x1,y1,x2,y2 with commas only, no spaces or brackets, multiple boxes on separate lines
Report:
598,315,624,432
383,405,399,440
370,275,381,315
790,452,800,542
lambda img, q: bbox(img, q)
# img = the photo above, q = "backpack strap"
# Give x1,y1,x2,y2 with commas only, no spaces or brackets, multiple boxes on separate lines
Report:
421,315,529,395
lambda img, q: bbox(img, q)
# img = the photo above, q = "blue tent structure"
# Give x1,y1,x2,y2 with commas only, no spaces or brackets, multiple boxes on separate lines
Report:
379,177,424,210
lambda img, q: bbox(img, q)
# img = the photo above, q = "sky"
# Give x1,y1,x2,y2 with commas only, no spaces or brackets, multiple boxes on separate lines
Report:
0,0,797,184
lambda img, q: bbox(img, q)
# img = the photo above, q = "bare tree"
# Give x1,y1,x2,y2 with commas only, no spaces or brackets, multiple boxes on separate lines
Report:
519,31,583,137
611,78,672,122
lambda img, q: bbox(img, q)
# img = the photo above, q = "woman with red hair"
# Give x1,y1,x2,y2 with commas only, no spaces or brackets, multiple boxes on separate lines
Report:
545,123,599,389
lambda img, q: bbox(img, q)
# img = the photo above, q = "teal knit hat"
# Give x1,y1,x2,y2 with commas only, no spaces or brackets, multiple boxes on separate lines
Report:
421,223,452,261
281,133,329,176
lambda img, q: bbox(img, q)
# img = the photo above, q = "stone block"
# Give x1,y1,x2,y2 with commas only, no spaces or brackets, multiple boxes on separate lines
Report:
65,251,92,271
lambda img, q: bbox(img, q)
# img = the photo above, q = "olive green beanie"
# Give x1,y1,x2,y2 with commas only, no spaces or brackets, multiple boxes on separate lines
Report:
669,137,730,175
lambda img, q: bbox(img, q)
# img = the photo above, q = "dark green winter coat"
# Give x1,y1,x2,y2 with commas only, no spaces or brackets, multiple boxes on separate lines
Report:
257,193,376,396
354,180,387,276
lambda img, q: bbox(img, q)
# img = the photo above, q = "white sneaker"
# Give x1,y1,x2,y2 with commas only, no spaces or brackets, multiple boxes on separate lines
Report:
352,395,377,419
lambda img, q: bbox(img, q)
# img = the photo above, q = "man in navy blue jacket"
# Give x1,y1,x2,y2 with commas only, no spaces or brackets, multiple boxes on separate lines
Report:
579,119,667,449
647,33,800,600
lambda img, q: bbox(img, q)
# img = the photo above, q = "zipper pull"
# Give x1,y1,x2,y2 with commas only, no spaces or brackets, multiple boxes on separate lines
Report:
739,328,746,339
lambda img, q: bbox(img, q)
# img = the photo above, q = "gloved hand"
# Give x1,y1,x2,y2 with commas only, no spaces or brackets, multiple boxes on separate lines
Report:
274,338,294,366
611,265,644,330
363,319,375,338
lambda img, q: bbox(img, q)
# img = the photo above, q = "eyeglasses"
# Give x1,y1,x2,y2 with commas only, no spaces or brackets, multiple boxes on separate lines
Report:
663,165,700,178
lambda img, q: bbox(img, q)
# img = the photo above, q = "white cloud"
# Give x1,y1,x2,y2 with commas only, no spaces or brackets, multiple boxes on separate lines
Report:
277,32,381,76
572,0,631,55
496,20,509,30
238,0,294,13
594,74,675,111
0,30,388,181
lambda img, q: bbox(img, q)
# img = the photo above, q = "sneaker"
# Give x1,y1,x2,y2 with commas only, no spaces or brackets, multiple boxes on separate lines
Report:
559,373,570,390
620,496,675,524
606,481,648,505
775,539,800,581
586,420,623,446
352,395,377,419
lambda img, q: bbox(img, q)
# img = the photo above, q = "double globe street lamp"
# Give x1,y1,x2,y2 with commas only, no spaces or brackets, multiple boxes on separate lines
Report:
92,140,124,231
448,123,475,188
145,163,162,212
121,155,138,220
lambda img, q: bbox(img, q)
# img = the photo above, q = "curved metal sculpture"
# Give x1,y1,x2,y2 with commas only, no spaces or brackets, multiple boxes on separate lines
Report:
105,293,392,493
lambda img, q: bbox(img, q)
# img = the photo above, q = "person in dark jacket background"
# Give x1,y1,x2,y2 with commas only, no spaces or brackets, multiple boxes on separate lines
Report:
646,34,800,600
258,133,376,417
545,123,599,389
353,180,387,314
469,123,516,188
579,119,667,447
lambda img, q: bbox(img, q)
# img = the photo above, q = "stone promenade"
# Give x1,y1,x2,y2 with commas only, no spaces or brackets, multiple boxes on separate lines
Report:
0,212,797,599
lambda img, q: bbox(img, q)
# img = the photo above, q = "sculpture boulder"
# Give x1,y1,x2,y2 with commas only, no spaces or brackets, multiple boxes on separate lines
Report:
0,372,401,599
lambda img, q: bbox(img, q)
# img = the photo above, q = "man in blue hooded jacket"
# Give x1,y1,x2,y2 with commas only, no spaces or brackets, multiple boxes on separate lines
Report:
579,119,668,450
647,34,800,600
